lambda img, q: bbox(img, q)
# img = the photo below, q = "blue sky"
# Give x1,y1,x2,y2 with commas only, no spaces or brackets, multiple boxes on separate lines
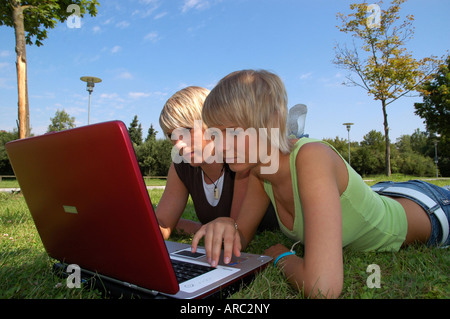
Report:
0,0,448,143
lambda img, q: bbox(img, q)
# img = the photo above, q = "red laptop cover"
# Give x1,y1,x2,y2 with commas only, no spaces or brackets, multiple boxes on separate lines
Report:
5,121,179,294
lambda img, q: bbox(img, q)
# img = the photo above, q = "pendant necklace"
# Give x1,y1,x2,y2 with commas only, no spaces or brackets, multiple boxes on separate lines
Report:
202,165,225,200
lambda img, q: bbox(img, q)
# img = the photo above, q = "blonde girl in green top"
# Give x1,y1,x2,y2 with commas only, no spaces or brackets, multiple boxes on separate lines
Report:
191,69,450,298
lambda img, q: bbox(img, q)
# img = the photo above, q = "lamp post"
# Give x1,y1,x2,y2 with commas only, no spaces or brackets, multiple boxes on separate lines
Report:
80,76,102,125
433,134,440,178
343,123,354,165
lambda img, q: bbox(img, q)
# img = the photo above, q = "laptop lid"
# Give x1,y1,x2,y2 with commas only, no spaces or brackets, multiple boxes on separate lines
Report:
5,121,179,295
5,121,272,299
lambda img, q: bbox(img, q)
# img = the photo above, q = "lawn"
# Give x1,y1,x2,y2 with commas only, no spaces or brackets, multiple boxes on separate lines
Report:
0,177,449,299
0,178,167,189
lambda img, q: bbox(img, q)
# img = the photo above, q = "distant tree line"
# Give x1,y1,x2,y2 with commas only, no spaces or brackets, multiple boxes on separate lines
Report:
1,124,448,177
0,113,173,177
325,129,448,177
1,100,449,177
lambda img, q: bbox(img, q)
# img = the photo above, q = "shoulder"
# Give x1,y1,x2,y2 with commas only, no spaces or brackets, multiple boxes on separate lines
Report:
295,141,338,166
174,161,198,175
290,138,334,159
224,163,237,178
173,162,201,188
295,141,349,194
294,141,342,180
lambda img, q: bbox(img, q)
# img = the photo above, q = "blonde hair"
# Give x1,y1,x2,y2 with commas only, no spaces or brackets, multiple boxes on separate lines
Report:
159,86,210,135
202,70,293,154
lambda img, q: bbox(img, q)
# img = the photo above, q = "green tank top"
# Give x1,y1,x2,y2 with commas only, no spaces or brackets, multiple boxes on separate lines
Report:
264,138,407,252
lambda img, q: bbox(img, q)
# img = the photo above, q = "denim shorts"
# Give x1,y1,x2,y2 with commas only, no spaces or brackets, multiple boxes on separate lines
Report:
371,180,450,247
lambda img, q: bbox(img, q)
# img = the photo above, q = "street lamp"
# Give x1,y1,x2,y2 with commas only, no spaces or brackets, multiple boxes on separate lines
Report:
343,123,354,165
433,134,440,178
80,76,102,125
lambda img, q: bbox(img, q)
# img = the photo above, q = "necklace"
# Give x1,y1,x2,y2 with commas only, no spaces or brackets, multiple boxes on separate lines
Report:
201,165,225,200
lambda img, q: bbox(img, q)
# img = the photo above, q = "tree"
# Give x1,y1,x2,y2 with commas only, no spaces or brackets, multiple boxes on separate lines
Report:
393,130,434,176
414,56,450,138
145,124,158,142
323,136,353,161
135,139,156,176
0,129,19,175
353,130,386,175
152,138,173,176
0,0,99,139
135,138,173,176
414,56,450,176
334,0,441,176
47,109,75,132
409,128,429,155
128,115,143,146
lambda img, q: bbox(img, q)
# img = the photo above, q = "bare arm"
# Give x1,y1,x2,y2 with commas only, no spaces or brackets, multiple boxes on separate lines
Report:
156,163,190,239
266,143,345,298
229,170,250,221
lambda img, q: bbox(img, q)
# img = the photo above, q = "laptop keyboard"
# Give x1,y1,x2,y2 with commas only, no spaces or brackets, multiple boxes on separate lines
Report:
171,259,215,283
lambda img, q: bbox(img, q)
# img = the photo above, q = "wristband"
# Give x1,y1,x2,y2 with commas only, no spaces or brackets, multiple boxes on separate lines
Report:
273,251,295,267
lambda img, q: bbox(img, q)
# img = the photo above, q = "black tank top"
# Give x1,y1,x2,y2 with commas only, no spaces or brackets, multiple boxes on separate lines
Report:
174,162,235,224
174,162,278,231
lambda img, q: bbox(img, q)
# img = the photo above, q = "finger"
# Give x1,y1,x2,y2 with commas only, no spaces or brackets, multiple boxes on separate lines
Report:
233,232,242,258
222,228,236,264
210,226,224,267
204,224,215,264
191,226,206,253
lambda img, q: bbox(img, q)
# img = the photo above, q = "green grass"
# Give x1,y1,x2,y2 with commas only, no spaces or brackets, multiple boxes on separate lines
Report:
0,193,101,298
363,174,450,187
0,178,167,189
1,177,449,299
0,179,20,189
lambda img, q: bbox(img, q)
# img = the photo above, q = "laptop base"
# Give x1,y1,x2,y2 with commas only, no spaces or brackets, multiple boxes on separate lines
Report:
52,262,256,299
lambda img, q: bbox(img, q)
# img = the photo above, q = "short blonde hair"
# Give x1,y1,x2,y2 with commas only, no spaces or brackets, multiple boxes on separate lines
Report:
159,86,210,135
202,70,293,154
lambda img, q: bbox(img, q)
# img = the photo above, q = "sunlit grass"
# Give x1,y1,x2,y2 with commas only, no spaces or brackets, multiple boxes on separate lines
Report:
1,176,449,299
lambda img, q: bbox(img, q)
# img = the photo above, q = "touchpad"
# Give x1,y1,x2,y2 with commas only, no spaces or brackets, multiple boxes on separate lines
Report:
172,248,206,259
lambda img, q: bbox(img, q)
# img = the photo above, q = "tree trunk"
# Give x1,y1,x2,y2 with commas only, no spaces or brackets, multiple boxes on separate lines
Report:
381,99,391,176
12,6,30,139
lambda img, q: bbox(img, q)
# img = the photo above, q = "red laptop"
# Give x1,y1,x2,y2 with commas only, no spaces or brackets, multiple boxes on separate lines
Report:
5,121,271,299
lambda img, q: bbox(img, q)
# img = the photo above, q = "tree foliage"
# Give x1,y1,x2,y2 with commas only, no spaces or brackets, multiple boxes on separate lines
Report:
327,129,437,177
0,129,19,175
128,115,143,146
414,56,450,176
414,56,450,138
0,0,99,46
352,130,386,176
1,124,446,176
0,115,174,177
47,109,76,132
127,116,173,177
334,0,441,176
